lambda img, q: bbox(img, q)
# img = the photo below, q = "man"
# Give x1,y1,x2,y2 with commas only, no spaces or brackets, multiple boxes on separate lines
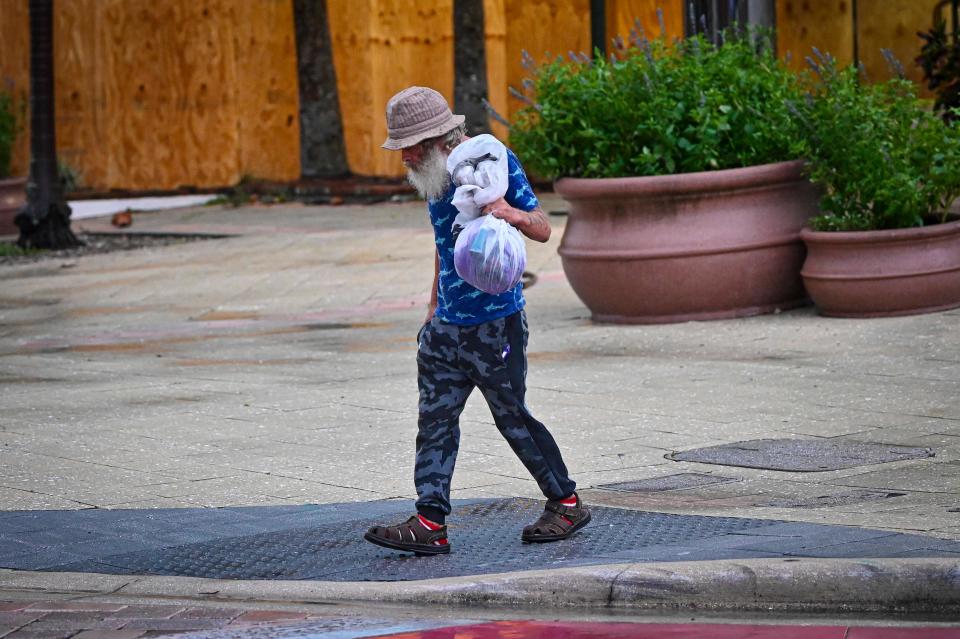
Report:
363,86,589,556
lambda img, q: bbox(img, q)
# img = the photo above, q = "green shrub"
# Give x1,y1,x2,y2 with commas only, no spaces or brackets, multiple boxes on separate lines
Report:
917,19,960,123
794,51,960,231
508,28,805,179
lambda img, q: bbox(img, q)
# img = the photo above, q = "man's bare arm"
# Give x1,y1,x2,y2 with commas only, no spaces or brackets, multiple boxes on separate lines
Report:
483,198,551,243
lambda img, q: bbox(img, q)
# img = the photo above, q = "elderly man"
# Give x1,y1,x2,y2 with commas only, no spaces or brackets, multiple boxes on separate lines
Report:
363,86,589,556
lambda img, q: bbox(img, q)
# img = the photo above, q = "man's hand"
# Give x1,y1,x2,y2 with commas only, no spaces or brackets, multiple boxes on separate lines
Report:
483,198,551,243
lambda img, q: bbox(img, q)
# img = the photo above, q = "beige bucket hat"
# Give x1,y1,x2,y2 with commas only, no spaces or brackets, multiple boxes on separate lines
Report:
382,86,465,150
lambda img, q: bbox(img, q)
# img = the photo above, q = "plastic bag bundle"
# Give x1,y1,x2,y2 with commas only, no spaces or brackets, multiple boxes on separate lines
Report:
454,214,527,295
446,134,509,230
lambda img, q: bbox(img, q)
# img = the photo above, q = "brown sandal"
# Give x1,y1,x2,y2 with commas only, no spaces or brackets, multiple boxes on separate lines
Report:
364,515,450,556
521,494,591,543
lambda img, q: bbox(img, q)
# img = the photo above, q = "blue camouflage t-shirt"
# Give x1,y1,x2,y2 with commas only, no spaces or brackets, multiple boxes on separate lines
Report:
429,147,540,326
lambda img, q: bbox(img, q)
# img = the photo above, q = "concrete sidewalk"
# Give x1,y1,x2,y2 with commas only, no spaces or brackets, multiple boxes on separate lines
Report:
1,197,959,615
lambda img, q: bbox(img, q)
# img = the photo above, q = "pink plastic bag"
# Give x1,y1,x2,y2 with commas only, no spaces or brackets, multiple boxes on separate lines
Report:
453,214,527,295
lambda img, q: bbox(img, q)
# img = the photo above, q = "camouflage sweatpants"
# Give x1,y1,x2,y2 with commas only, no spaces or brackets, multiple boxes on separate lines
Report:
414,310,576,520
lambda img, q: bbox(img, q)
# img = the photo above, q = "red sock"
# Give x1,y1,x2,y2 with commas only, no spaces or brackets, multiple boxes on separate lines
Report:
559,494,578,507
417,514,443,530
417,514,448,546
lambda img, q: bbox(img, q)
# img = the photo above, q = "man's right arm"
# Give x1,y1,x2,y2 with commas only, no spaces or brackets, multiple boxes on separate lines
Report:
426,249,439,323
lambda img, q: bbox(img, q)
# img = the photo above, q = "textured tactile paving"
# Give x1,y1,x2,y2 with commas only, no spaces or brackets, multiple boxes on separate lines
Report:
667,439,934,471
596,473,740,492
4,498,960,582
43,498,773,581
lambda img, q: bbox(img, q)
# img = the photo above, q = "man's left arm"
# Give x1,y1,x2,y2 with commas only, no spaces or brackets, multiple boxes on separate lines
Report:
483,198,551,243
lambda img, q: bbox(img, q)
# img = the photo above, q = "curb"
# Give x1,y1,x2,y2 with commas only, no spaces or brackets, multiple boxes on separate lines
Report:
2,559,959,613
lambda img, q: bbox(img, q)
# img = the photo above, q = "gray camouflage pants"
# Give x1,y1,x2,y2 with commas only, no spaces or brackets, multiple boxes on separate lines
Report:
414,310,576,522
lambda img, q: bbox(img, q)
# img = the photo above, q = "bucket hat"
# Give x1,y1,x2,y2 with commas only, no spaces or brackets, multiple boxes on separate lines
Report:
382,86,465,150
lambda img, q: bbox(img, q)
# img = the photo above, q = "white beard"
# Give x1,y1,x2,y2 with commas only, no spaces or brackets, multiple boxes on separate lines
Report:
406,147,450,201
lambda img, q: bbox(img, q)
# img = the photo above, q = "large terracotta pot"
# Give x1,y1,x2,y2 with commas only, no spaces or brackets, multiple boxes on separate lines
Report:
800,217,960,318
0,176,26,236
554,160,819,324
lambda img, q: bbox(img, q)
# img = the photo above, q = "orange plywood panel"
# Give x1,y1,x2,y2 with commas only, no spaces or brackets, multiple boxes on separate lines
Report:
332,0,454,177
857,0,938,94
56,0,106,190
777,0,854,71
484,0,509,141
0,0,30,177
233,0,301,182
504,0,591,124
102,0,242,190
370,0,454,176
329,0,376,176
606,0,685,45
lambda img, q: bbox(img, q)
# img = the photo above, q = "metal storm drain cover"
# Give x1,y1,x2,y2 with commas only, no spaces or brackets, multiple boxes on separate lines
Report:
667,439,934,472
596,473,740,492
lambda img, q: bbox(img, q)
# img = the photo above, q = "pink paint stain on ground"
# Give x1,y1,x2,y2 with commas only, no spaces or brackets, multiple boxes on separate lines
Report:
372,621,960,639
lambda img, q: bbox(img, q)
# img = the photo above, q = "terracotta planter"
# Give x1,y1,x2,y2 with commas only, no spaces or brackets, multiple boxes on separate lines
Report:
800,217,960,318
0,176,26,236
554,160,819,324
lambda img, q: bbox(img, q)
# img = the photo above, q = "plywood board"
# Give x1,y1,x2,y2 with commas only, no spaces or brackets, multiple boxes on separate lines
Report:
0,0,30,177
103,0,241,190
371,0,454,176
857,0,938,94
484,0,509,141
233,0,302,182
331,0,454,177
607,0,685,45
503,0,591,126
56,0,106,190
5,0,302,191
329,0,375,177
776,0,854,70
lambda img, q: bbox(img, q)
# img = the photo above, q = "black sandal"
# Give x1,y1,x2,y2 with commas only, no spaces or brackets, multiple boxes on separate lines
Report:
364,515,450,556
521,494,591,543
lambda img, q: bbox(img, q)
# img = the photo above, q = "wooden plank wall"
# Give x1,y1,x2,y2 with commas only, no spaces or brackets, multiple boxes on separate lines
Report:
776,0,939,95
776,0,855,69
0,0,299,190
607,0,685,44
329,0,455,178
857,0,940,90
330,0,684,178
0,0,947,187
0,1,30,178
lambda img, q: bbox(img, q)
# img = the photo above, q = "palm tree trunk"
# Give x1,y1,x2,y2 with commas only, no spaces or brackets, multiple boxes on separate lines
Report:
590,0,606,57
293,0,348,177
453,0,489,135
16,0,80,249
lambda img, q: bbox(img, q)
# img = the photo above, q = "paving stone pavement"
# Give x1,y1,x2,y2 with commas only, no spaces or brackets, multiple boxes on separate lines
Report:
1,197,959,584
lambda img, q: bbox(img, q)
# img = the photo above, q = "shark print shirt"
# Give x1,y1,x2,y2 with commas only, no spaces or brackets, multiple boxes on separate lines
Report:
428,147,540,326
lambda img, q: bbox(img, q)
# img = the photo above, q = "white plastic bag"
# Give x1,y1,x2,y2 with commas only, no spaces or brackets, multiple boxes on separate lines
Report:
453,214,527,295
446,134,509,230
